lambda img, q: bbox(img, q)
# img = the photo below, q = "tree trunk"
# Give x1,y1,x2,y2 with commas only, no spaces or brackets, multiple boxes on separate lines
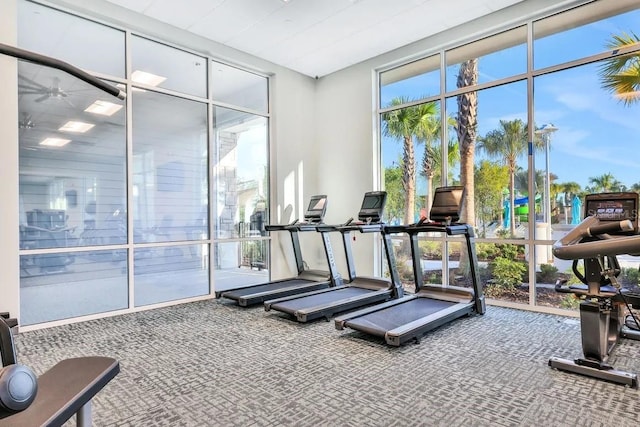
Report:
402,135,415,225
457,58,478,228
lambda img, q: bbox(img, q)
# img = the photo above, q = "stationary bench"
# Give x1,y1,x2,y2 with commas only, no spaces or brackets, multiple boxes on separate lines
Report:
0,317,120,426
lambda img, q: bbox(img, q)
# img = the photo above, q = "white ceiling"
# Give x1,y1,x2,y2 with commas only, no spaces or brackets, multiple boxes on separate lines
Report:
102,0,525,78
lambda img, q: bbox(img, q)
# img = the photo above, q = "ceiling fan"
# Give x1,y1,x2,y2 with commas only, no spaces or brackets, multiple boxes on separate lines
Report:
18,75,75,106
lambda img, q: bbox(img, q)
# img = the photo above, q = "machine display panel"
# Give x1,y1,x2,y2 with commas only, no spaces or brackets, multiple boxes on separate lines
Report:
584,192,639,234
304,195,328,222
430,186,465,222
358,191,387,223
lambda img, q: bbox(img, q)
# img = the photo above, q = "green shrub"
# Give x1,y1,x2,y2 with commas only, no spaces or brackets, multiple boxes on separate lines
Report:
620,267,640,286
559,294,581,310
537,263,559,283
476,243,499,261
418,240,442,259
490,256,526,291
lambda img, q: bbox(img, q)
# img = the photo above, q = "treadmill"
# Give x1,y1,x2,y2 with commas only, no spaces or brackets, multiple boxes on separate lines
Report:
334,186,486,346
264,191,404,322
215,195,343,307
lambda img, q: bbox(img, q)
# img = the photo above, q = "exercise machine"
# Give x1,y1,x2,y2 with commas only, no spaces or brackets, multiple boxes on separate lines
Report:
550,191,640,387
264,191,404,322
0,316,119,426
215,195,343,306
334,186,486,346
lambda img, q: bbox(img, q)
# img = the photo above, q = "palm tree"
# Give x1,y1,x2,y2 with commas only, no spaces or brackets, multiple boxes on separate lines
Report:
588,173,621,193
477,119,528,236
456,59,478,227
381,97,417,225
598,31,640,106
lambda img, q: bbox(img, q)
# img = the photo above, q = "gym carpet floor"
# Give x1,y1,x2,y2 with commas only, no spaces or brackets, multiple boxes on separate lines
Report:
14,300,640,426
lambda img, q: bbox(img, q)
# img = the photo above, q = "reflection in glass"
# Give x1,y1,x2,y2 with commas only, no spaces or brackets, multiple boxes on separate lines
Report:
213,241,269,293
18,60,127,253
212,62,268,113
134,245,209,306
132,91,208,244
18,1,125,77
131,36,207,97
20,249,128,326
213,107,268,239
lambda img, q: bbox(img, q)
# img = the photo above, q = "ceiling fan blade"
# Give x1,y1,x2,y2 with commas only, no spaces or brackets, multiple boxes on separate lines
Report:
19,89,47,95
18,74,49,91
34,94,50,103
18,84,46,92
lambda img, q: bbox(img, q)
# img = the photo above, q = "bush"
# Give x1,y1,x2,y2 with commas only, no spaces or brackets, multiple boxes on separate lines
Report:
559,294,581,310
489,256,527,291
418,240,442,259
476,243,500,261
537,263,559,284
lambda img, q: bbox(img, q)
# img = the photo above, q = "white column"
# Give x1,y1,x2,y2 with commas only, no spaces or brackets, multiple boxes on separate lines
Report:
0,0,20,321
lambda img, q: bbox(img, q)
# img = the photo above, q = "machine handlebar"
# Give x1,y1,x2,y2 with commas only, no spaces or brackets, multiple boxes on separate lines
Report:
553,216,640,261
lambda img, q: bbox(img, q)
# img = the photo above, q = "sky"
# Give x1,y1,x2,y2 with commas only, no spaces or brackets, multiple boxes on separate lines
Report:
380,7,640,193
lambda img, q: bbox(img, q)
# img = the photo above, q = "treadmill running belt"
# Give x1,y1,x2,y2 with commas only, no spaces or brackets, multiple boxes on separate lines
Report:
271,287,374,311
346,298,455,335
222,279,314,298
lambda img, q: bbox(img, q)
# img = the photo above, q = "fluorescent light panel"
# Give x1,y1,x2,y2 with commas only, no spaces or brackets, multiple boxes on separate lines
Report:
59,121,95,133
40,137,71,147
131,70,167,86
85,100,123,116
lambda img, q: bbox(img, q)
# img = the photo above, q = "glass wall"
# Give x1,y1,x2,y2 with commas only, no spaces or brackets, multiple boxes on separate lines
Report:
378,0,640,313
17,0,270,326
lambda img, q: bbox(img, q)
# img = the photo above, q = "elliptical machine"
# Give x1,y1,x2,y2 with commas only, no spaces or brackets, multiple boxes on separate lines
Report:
550,192,640,387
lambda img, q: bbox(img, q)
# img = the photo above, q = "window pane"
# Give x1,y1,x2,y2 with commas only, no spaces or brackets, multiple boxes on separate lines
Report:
213,107,268,239
211,62,268,113
18,1,125,77
533,0,640,69
445,80,528,238
18,61,127,251
381,100,444,225
20,249,128,326
213,241,269,293
380,54,440,108
132,91,208,244
533,56,640,308
446,26,527,92
131,36,207,97
134,244,210,306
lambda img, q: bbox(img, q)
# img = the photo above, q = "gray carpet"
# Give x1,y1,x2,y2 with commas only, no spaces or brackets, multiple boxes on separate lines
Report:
12,300,640,426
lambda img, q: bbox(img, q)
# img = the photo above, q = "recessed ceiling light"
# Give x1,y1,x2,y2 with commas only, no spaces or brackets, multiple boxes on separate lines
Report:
40,137,71,147
131,70,167,86
59,121,95,133
85,100,123,116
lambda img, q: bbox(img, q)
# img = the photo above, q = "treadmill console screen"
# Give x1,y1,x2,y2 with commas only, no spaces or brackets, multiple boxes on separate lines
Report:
430,186,465,223
358,191,387,223
584,191,638,235
303,195,328,223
